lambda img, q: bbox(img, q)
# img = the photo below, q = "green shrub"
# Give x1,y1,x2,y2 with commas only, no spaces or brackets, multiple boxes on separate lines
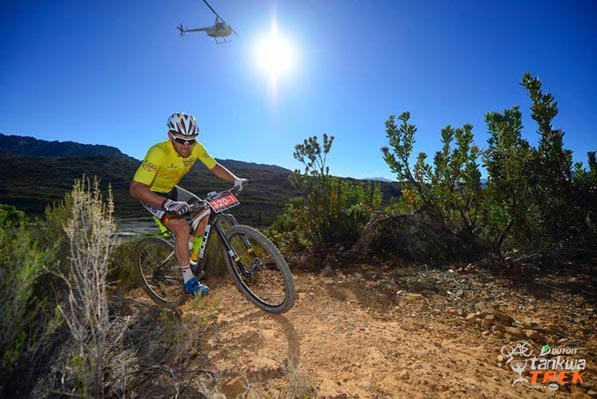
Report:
483,105,538,250
522,73,596,249
267,197,311,253
381,73,596,257
40,193,73,263
483,73,596,252
108,239,138,288
271,134,382,251
382,113,485,258
0,204,58,392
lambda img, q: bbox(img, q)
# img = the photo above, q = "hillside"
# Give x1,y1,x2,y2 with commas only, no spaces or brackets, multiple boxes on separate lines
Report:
0,133,297,225
0,132,134,159
0,134,401,227
0,153,295,226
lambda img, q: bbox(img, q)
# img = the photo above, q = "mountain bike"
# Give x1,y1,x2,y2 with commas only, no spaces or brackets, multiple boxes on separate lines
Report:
134,186,295,314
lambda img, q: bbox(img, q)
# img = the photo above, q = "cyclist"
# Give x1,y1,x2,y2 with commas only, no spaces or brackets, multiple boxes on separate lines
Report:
130,112,248,296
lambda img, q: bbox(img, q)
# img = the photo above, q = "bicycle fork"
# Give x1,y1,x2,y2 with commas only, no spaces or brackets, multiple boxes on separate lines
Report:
212,217,260,277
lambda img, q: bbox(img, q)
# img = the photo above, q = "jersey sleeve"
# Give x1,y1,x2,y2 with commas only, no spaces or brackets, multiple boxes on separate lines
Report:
133,145,164,186
194,143,217,170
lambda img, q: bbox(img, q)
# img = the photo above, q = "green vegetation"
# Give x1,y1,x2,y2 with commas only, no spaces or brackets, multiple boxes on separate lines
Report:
382,73,596,257
270,134,383,251
381,112,485,259
0,205,51,370
269,73,594,265
0,204,62,397
1,178,141,397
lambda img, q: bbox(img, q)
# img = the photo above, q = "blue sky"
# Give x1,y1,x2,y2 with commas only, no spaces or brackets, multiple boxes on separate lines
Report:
1,0,595,180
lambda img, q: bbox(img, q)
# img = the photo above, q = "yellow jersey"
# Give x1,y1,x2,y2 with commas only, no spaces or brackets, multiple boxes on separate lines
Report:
133,139,217,193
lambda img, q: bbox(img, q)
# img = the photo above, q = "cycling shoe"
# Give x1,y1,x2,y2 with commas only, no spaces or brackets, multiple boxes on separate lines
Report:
183,277,209,296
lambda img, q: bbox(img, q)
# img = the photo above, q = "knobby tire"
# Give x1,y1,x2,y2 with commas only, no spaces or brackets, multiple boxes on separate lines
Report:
134,237,188,309
223,225,295,313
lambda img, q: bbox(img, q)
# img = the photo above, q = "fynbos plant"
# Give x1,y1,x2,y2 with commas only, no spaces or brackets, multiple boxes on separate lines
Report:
382,73,596,256
55,177,127,398
382,112,484,251
273,134,382,249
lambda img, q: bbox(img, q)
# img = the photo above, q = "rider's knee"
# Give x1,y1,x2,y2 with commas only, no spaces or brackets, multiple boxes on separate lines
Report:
167,218,190,236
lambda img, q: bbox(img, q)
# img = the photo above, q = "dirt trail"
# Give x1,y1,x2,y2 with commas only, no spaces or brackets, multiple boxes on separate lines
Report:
130,261,595,399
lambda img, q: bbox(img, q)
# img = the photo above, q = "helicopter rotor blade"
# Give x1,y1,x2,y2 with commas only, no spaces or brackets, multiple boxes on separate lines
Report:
201,0,221,20
201,0,237,36
177,24,185,36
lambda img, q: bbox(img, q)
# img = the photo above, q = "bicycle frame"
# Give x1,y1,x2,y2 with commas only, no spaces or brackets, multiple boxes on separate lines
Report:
181,191,258,278
136,186,296,313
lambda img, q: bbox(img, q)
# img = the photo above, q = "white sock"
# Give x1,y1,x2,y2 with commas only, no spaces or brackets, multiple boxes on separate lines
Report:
180,265,194,283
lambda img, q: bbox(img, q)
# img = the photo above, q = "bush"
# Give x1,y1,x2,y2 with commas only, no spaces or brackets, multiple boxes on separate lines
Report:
108,239,138,289
0,205,60,396
380,73,596,258
382,113,485,259
1,177,139,397
271,134,382,252
483,73,596,252
50,177,128,398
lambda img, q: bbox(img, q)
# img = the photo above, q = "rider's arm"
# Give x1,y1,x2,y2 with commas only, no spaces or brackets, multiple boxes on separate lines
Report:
130,181,169,208
209,162,240,183
131,144,170,207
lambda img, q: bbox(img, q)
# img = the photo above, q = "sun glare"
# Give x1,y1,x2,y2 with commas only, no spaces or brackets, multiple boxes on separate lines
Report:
255,22,295,82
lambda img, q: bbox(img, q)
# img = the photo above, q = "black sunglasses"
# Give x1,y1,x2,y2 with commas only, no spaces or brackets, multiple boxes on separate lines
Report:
170,133,197,145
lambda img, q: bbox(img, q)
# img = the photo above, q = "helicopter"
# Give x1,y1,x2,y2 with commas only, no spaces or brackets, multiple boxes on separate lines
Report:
177,17,237,44
177,0,238,44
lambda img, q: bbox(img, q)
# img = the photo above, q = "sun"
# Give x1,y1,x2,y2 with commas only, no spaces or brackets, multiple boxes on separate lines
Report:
255,22,295,82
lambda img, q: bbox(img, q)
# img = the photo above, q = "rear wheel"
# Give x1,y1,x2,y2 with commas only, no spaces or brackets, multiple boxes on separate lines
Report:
223,225,295,313
135,237,187,309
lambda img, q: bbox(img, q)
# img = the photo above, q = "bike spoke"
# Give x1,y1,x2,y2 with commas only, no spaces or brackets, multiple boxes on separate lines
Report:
228,232,289,308
136,238,184,307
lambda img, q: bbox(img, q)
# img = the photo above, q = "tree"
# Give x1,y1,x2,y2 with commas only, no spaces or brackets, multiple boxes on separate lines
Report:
273,134,382,250
382,112,484,252
483,106,536,251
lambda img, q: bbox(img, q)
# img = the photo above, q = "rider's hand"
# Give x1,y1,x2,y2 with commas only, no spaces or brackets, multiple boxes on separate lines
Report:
234,178,249,192
163,199,191,216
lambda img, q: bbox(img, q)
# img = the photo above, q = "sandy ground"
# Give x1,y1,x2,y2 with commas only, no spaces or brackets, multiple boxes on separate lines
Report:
166,262,596,399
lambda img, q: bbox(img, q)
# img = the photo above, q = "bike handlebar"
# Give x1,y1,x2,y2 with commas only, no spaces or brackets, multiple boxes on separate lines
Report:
162,182,249,216
167,185,246,215
205,186,237,200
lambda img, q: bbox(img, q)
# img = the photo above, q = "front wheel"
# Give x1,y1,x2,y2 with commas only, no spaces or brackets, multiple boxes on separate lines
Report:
134,237,187,309
223,225,295,313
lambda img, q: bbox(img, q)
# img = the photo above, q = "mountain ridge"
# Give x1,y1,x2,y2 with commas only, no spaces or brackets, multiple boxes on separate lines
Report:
0,132,135,159
0,133,401,226
0,132,292,175
0,133,298,224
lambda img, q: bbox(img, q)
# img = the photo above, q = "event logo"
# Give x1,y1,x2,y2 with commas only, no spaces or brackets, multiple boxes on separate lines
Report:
501,341,587,391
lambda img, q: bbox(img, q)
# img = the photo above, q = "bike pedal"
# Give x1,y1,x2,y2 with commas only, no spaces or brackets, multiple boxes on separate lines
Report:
191,269,205,280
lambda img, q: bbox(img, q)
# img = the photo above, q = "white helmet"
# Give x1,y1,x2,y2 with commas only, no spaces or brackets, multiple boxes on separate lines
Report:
167,112,199,136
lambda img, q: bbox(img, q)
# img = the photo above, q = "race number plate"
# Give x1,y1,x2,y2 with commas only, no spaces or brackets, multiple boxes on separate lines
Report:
208,193,240,213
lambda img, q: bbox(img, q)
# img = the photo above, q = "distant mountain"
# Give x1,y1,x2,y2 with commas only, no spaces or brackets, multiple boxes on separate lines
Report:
0,133,297,225
0,132,135,160
365,177,394,183
0,133,292,175
216,159,291,175
0,133,401,226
